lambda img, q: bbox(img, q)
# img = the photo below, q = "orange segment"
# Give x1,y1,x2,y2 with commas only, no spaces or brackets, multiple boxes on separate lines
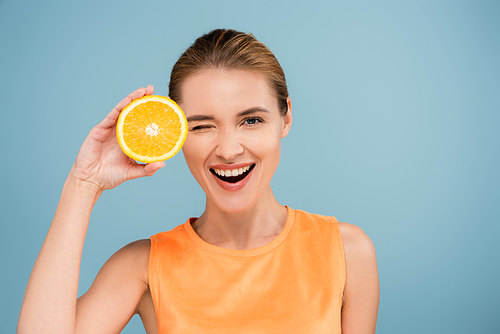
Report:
116,95,188,163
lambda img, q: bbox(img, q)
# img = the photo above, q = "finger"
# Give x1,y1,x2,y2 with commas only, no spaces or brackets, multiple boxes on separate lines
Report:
144,161,165,174
97,87,148,129
127,161,165,180
96,97,130,129
115,86,149,113
127,87,147,101
114,95,133,112
145,84,155,95
97,86,154,130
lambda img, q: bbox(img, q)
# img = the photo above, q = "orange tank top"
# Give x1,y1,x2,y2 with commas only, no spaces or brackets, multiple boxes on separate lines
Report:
149,207,346,333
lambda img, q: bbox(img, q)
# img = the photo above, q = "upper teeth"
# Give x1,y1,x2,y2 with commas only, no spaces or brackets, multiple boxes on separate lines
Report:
213,165,252,177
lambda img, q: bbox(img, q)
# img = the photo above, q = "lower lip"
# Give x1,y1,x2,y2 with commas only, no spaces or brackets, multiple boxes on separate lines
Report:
211,167,254,191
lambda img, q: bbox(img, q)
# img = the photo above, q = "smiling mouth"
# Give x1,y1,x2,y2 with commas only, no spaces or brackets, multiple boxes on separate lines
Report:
210,164,255,183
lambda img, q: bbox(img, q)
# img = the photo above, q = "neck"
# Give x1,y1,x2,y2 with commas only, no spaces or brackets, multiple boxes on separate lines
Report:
192,187,288,250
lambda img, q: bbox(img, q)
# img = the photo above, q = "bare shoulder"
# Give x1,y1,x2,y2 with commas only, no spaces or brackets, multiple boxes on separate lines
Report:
338,222,376,258
76,239,152,333
337,221,377,284
337,222,379,333
115,239,151,263
102,239,151,283
78,238,152,300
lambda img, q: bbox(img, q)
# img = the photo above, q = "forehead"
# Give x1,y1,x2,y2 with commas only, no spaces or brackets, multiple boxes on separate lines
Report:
179,69,278,117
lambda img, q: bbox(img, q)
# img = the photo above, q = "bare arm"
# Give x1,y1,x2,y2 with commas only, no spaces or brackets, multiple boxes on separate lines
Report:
18,86,163,333
339,222,380,333
76,239,153,333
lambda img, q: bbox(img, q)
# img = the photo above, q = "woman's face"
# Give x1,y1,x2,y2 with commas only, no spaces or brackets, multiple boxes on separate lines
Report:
179,69,292,213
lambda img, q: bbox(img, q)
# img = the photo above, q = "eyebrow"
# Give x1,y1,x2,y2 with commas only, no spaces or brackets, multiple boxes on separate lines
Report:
186,115,215,122
237,107,269,117
186,107,269,123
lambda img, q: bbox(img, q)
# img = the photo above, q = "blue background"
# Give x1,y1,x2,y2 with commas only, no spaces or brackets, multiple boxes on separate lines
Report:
1,0,499,332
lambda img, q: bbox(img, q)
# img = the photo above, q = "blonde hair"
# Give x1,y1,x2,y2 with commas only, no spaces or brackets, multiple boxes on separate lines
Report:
169,29,289,115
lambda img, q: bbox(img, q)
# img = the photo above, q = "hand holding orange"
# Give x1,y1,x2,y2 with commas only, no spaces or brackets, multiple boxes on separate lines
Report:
116,95,188,163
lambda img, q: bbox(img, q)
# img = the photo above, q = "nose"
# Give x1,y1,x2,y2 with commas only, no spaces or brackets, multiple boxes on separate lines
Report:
214,131,244,160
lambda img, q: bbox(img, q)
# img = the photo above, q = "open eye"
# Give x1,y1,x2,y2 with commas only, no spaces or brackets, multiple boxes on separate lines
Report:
243,117,263,126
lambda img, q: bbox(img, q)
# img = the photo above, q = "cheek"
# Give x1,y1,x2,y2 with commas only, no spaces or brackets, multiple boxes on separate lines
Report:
182,136,208,175
246,128,282,166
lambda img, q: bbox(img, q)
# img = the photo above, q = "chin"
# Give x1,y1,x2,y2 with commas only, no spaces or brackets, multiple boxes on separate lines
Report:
209,193,258,213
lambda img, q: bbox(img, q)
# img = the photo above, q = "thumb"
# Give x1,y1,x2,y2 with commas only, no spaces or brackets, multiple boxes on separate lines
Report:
127,161,166,180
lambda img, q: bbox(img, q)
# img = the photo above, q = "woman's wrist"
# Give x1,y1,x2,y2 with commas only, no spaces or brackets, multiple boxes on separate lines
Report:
65,168,104,204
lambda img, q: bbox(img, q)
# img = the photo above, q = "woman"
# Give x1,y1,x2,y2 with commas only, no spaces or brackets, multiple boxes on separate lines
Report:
18,29,379,333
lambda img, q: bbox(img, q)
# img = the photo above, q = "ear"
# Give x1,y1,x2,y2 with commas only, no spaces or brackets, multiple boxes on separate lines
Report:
281,97,293,138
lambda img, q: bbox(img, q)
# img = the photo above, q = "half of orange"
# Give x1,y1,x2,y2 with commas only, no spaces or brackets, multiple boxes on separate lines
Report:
116,95,188,163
